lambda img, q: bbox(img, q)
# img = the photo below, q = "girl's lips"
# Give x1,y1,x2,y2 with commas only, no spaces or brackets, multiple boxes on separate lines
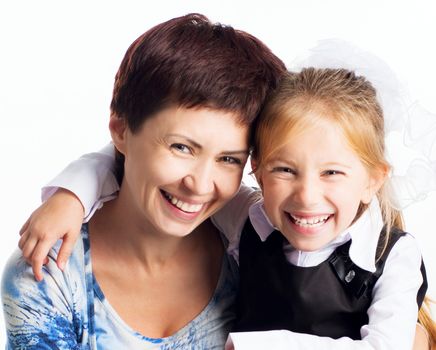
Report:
289,213,331,226
286,212,333,234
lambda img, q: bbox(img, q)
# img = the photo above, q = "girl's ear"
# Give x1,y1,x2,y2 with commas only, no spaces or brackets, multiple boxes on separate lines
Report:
250,157,263,190
361,166,389,204
109,114,128,155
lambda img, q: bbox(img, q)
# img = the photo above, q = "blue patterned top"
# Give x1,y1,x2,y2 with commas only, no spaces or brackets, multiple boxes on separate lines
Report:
1,224,238,349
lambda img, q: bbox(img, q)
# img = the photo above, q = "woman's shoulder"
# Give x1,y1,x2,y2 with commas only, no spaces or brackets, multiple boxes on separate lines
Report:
1,228,90,348
1,228,88,307
1,235,87,349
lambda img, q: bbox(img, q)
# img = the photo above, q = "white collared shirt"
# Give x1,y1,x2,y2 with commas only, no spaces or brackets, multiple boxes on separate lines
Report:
248,198,383,272
43,147,424,350
213,188,424,350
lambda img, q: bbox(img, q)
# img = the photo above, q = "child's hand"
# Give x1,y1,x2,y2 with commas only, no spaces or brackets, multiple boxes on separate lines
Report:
18,188,85,281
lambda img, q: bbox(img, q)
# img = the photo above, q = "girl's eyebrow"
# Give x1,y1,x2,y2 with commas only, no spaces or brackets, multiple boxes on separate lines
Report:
167,134,249,155
269,157,353,169
271,156,293,163
321,161,352,169
269,157,296,165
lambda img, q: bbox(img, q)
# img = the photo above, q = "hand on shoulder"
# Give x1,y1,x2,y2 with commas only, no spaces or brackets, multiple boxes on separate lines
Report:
18,188,84,281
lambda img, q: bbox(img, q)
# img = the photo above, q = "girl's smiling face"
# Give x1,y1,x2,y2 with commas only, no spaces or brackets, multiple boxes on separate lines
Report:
256,113,383,252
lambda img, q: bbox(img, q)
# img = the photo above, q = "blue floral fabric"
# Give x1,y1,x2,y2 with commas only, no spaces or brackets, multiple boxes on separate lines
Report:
2,224,238,349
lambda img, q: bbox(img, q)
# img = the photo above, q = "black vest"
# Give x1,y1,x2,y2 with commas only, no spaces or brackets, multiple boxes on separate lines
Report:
234,219,427,339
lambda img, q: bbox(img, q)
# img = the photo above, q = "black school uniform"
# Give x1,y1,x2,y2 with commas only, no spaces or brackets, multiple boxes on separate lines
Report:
233,214,427,340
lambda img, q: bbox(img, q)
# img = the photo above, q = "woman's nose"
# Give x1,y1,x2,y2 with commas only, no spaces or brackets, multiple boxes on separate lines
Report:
183,161,215,195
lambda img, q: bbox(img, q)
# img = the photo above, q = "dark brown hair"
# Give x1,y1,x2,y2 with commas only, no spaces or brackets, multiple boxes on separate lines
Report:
111,13,286,129
111,13,285,181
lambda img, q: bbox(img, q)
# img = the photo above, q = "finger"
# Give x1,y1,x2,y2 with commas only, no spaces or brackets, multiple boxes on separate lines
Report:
32,261,44,282
21,236,39,261
18,230,30,250
19,217,31,236
56,234,76,270
30,240,55,282
30,248,44,282
33,264,44,282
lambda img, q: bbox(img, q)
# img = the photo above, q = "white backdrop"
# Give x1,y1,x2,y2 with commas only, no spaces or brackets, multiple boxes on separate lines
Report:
1,0,435,346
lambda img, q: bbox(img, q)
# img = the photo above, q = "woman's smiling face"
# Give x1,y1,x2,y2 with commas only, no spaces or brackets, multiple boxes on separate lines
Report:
112,105,249,238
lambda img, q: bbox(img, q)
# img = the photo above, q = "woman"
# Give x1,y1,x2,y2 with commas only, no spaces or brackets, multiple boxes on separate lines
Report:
1,13,285,349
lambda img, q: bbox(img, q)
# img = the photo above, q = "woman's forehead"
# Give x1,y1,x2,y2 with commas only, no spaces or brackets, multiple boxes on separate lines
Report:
141,105,250,148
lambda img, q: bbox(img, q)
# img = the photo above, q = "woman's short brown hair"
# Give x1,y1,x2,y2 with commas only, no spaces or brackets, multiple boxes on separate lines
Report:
110,13,286,131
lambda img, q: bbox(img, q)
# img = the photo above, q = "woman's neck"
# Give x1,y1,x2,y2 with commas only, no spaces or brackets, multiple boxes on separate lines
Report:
88,194,208,271
87,192,224,339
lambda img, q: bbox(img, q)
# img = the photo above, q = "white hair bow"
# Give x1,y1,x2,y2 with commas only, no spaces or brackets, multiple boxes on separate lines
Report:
290,39,436,209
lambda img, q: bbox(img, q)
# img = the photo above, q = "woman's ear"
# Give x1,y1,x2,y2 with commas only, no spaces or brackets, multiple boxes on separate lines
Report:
109,114,128,155
361,165,389,204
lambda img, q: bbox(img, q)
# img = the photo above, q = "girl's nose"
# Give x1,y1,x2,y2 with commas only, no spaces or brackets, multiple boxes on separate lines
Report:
292,176,320,208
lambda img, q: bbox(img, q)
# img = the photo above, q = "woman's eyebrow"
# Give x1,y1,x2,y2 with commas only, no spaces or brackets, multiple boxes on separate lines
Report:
166,134,202,149
167,134,248,154
219,150,249,156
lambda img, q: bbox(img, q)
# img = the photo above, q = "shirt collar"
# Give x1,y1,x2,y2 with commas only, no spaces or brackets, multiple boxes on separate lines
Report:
248,198,384,272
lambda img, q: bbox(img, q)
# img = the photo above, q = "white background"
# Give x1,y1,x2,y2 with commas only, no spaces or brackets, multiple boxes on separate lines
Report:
1,0,435,346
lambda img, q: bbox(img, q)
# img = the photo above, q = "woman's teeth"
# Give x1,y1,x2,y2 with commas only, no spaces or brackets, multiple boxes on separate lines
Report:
290,214,330,227
164,192,203,213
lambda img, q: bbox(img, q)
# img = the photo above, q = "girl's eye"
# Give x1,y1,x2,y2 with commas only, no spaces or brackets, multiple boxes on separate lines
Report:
220,156,242,165
272,167,296,174
322,170,343,176
171,143,192,154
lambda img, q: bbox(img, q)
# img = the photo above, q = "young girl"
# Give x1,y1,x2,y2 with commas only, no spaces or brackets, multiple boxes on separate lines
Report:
14,68,435,348
223,68,435,348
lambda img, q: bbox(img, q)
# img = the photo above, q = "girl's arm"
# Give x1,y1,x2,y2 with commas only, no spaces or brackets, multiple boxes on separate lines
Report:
19,143,118,281
226,234,425,350
227,327,430,350
18,144,256,279
1,247,85,349
41,143,119,219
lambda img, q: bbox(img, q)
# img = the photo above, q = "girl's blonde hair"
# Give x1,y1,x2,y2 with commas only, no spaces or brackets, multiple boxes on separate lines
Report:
251,68,435,344
253,68,400,232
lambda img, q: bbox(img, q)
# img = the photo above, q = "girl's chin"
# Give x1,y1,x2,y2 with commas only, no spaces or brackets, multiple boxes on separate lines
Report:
291,241,325,252
282,227,333,251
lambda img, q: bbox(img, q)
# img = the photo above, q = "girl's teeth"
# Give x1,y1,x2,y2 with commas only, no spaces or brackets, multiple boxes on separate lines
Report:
291,214,330,227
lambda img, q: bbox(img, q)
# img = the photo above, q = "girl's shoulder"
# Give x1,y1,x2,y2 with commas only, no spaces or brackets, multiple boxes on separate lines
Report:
382,228,421,259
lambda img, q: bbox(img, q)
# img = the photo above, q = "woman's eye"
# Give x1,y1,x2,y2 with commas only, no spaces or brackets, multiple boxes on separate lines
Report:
220,156,242,165
171,143,192,154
